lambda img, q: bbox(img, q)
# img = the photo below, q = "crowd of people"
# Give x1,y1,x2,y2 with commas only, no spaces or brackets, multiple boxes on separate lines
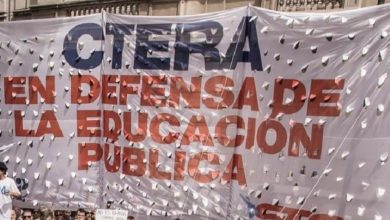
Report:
11,208,135,220
12,208,87,220
0,162,136,220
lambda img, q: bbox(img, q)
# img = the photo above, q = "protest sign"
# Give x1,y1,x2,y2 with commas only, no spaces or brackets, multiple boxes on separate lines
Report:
0,4,389,219
95,209,128,220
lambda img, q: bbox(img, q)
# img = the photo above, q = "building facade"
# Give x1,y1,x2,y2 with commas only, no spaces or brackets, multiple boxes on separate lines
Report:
0,0,389,21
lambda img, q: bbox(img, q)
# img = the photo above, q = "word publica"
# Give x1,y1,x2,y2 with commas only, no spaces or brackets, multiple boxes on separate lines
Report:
79,143,247,185
63,17,263,71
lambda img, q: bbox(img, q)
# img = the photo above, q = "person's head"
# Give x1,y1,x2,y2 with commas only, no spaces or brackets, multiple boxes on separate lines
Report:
76,208,86,220
0,162,7,177
32,209,42,219
42,210,54,220
11,208,18,220
59,210,71,220
55,210,64,220
85,211,93,220
64,210,71,216
22,209,33,220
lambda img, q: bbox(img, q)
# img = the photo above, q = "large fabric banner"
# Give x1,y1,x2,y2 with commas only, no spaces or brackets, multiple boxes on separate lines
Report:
0,4,390,219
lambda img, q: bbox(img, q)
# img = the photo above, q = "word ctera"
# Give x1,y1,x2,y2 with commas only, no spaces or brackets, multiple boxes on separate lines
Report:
63,17,263,71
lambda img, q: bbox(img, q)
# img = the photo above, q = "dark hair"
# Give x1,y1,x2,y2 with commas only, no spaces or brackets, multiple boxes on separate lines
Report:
23,209,33,215
54,210,64,216
0,162,7,173
32,209,42,218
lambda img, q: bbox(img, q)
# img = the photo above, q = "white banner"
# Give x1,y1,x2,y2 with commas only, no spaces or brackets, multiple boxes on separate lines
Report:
95,209,128,220
0,4,389,219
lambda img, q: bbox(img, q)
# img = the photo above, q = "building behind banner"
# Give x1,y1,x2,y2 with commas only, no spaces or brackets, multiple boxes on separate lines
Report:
1,0,389,22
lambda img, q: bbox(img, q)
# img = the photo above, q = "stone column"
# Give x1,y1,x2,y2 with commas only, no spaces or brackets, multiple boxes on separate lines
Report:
268,0,279,10
360,0,380,6
180,0,206,15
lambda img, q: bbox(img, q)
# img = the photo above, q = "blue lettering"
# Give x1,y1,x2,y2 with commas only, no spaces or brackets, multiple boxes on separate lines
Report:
63,23,104,70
